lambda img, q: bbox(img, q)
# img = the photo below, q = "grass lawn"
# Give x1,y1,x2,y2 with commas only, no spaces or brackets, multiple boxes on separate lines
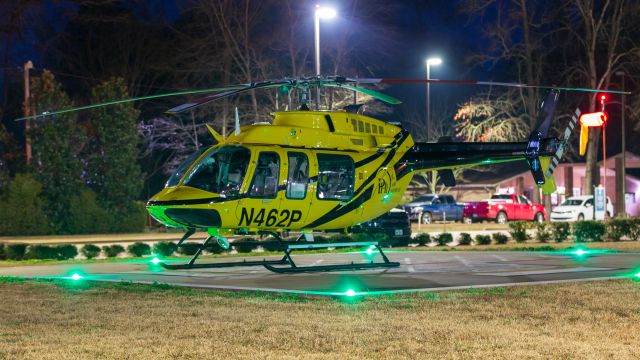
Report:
1,278,640,359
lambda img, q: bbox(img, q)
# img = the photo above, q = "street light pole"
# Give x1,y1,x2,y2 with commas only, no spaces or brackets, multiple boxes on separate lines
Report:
616,70,627,216
425,57,442,142
314,5,336,110
23,60,34,166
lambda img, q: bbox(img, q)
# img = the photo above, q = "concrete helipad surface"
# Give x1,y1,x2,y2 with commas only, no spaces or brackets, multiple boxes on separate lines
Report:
1,250,639,295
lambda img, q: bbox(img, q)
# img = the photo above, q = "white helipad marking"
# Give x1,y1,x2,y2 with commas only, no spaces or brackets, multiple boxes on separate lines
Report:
479,267,615,277
492,254,510,262
454,255,476,272
309,259,325,266
405,257,415,273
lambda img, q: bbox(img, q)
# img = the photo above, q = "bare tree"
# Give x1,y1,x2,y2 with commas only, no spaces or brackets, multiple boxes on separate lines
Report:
561,0,640,194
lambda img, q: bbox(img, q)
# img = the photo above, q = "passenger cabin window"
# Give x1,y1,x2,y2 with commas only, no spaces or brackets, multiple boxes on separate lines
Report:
358,120,364,132
365,123,371,133
317,154,355,201
351,119,357,132
286,152,309,199
182,146,250,196
249,152,280,198
379,126,384,135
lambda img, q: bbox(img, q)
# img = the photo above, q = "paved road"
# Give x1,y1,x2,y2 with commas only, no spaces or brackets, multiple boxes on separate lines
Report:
1,250,638,296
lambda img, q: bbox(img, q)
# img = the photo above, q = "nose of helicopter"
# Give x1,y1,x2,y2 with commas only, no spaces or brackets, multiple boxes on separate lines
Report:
146,186,222,228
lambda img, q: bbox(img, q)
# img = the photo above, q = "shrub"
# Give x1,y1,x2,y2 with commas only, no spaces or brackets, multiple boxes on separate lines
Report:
177,242,201,255
127,242,151,257
0,174,49,236
457,233,473,246
572,221,606,242
81,244,101,259
25,245,58,260
312,235,329,243
415,233,431,246
259,237,283,252
55,244,78,260
551,222,571,243
204,242,228,254
102,244,125,258
153,242,178,256
6,244,27,260
628,218,640,241
0,243,5,260
435,233,453,246
475,234,491,245
233,238,258,253
492,233,509,244
535,222,553,243
351,233,373,243
508,222,530,243
68,189,111,234
606,219,632,242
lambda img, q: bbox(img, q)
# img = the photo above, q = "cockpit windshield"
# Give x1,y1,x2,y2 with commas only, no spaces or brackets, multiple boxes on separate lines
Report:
181,146,251,196
165,148,206,188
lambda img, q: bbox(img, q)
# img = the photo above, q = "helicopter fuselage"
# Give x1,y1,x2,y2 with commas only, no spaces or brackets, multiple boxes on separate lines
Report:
146,110,415,235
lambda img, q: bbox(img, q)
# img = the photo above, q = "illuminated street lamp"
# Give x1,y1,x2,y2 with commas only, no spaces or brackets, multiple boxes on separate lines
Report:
425,57,442,141
314,4,337,109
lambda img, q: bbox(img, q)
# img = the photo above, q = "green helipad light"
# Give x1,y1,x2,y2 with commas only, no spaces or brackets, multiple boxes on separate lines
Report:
634,272,640,279
365,245,375,255
573,249,586,256
345,289,356,297
151,257,161,265
70,273,83,281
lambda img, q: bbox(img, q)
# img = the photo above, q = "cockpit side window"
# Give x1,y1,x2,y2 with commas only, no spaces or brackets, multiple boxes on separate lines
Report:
316,153,354,201
249,152,280,198
182,146,250,196
286,152,308,199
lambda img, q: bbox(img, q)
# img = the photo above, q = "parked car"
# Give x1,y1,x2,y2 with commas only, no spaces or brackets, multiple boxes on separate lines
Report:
463,194,546,224
550,195,614,222
402,194,464,224
351,208,411,245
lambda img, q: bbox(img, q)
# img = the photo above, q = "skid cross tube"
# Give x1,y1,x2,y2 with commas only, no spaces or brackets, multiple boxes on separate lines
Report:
263,241,400,273
160,231,290,270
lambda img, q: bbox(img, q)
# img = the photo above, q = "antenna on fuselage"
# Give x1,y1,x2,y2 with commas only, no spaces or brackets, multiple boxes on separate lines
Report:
234,107,240,135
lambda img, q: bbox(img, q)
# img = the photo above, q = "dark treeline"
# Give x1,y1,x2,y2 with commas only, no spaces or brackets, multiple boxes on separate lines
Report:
0,0,639,235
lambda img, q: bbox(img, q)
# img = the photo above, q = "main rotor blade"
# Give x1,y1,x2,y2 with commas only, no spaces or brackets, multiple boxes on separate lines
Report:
15,85,247,121
343,78,631,95
166,81,291,115
322,82,402,105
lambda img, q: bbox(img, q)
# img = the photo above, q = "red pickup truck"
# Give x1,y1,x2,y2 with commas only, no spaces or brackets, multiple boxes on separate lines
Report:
463,194,546,224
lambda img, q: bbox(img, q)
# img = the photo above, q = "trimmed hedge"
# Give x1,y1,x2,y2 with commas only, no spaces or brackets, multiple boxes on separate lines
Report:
415,233,431,246
435,233,453,246
233,238,258,253
81,244,101,259
55,244,78,260
458,233,473,246
25,245,58,260
127,242,151,257
178,242,201,255
572,221,606,242
475,234,491,245
535,222,552,243
492,233,509,244
509,222,530,243
551,222,571,243
153,241,178,257
0,243,5,260
102,244,125,258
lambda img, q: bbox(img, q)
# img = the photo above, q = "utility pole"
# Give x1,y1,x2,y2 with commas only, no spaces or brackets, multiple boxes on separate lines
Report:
616,71,627,217
23,61,33,166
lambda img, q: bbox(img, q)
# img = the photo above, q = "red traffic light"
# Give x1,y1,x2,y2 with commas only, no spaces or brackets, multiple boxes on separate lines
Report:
600,94,607,101
579,111,607,127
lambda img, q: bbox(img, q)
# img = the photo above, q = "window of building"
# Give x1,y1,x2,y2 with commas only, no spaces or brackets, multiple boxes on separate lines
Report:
286,152,309,199
316,154,355,201
249,152,280,198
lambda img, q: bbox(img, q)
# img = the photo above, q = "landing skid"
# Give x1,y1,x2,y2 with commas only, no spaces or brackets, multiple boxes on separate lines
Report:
264,242,400,273
160,231,400,273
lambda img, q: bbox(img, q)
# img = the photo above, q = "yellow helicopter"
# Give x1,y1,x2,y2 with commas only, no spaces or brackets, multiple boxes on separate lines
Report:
21,76,626,272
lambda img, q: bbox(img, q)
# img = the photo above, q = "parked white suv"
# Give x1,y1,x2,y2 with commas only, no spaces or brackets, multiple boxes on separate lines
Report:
550,195,614,222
